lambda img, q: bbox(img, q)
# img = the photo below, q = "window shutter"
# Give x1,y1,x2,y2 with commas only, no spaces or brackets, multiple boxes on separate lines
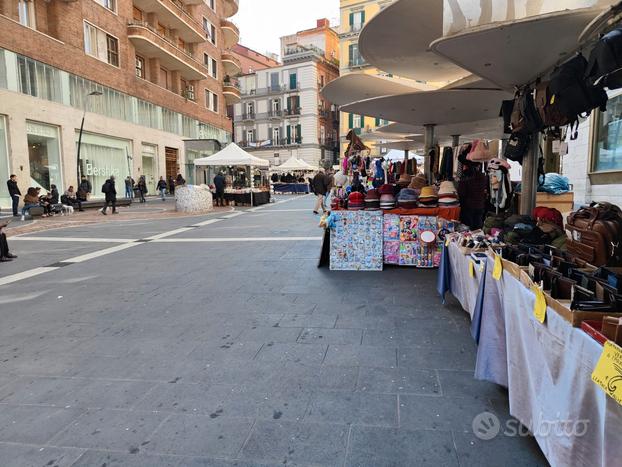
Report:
286,125,291,144
286,97,291,112
349,13,354,26
375,117,381,126
296,124,302,143
348,44,354,61
361,11,365,24
360,115,364,129
289,73,297,90
348,113,353,129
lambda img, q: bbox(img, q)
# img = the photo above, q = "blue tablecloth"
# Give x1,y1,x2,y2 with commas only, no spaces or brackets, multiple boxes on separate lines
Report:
440,243,622,467
273,183,310,193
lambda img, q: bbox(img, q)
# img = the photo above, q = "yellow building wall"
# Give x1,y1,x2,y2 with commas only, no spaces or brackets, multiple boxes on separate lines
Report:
338,0,392,158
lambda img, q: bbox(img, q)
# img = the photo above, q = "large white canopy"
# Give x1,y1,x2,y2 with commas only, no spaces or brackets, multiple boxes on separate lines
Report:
273,156,316,172
193,143,270,168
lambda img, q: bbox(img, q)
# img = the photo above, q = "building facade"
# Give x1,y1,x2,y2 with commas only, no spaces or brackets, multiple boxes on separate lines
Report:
232,44,280,75
338,0,394,158
232,19,340,168
0,0,240,206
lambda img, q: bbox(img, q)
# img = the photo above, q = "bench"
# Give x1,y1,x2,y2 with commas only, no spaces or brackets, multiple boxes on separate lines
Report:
80,199,132,210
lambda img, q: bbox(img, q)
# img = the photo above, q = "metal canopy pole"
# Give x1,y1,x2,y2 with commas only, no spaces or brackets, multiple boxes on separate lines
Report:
424,124,435,182
520,134,540,215
451,135,460,147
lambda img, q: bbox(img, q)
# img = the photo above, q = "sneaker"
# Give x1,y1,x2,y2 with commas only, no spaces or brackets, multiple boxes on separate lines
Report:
101,209,107,215
6,253,17,259
20,215,25,221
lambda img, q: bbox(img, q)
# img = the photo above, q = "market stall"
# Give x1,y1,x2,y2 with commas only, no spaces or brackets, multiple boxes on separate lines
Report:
193,143,271,206
270,156,315,194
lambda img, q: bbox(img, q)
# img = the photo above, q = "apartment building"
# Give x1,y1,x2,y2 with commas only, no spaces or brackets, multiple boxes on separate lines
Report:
233,19,340,168
232,44,280,75
339,0,394,157
0,0,240,205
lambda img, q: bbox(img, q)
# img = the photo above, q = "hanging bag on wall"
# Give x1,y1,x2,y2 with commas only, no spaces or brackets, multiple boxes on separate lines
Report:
535,81,571,128
517,88,544,134
467,139,498,162
499,99,515,134
586,27,622,89
504,132,530,164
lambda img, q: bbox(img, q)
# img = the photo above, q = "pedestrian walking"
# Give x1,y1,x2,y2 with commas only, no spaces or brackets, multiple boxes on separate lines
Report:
325,169,334,207
124,176,134,199
79,175,92,200
213,171,226,207
312,169,329,215
7,174,20,217
137,176,147,203
156,176,167,201
168,176,175,195
101,176,118,215
0,220,17,262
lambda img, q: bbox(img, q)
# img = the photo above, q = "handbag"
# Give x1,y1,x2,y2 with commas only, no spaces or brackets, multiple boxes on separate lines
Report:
504,132,530,164
467,139,498,162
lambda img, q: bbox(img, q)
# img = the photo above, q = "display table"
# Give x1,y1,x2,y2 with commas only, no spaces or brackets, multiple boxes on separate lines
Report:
273,183,310,194
440,242,622,467
224,190,270,206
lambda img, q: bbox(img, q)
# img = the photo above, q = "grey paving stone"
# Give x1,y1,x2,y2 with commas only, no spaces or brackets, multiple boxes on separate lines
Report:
0,405,84,444
398,346,476,371
0,376,156,409
240,420,348,465
452,430,549,467
48,408,166,451
177,458,285,467
70,449,179,466
187,341,263,363
304,392,398,427
255,343,327,365
323,345,397,368
237,326,303,344
334,314,397,330
345,426,459,467
278,313,338,328
298,327,363,345
0,443,84,467
399,395,502,432
148,414,253,458
357,367,441,395
437,370,509,400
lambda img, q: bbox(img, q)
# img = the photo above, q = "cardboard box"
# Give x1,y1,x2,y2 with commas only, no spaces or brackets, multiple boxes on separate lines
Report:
517,192,574,214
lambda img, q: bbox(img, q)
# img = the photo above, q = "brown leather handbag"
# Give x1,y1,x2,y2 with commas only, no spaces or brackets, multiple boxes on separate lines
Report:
566,203,622,267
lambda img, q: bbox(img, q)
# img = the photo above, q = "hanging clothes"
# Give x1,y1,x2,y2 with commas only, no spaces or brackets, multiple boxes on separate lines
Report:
439,146,454,181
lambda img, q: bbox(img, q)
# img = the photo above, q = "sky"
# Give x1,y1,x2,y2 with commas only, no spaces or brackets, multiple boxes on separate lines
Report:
232,0,340,58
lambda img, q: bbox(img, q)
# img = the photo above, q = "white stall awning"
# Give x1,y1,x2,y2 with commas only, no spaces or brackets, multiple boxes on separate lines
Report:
193,143,270,167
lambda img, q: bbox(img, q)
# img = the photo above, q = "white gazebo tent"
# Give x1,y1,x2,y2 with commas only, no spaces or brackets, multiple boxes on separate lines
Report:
273,156,316,173
194,143,270,205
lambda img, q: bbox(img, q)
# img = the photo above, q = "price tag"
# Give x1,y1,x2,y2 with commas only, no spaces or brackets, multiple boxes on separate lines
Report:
469,260,475,278
492,253,503,281
479,262,485,273
532,284,547,324
445,238,450,247
592,341,622,406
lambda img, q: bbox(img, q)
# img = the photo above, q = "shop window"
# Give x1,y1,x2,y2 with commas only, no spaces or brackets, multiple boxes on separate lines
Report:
135,56,145,79
0,116,10,206
26,121,63,192
593,94,622,173
141,144,157,189
78,132,131,199
18,0,36,28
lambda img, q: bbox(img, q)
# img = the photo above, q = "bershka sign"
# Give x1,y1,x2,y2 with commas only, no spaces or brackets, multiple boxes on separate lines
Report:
85,163,121,177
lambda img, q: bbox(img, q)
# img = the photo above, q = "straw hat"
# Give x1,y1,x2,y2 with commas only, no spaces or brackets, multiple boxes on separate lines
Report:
418,186,438,200
397,175,413,186
409,174,427,190
438,181,457,197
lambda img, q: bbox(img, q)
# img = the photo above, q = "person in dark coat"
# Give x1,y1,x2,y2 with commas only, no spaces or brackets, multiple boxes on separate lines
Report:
175,174,186,186
7,174,20,217
101,176,118,215
156,176,168,201
137,176,147,203
124,176,134,199
312,170,328,214
79,175,92,199
213,172,226,207
0,220,17,262
168,176,175,195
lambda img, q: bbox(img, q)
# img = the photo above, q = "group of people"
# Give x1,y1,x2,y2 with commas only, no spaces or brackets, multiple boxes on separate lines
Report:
7,174,87,220
270,172,306,184
123,175,184,202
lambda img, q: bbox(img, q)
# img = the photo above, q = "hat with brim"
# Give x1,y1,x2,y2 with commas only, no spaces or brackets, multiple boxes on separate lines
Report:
378,184,395,195
409,174,427,190
418,186,438,200
348,191,365,210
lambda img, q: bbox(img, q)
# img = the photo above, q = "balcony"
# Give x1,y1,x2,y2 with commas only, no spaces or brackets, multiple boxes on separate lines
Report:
283,107,301,117
128,22,207,80
221,19,239,49
222,0,239,18
223,77,241,104
222,52,242,76
240,112,255,121
268,109,282,119
348,58,369,69
132,0,205,43
240,138,301,149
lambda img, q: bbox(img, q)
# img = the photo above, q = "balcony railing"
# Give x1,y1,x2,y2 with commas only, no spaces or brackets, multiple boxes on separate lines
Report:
133,0,204,42
283,107,301,116
268,109,282,118
242,84,302,96
239,138,302,148
241,112,256,120
348,58,369,68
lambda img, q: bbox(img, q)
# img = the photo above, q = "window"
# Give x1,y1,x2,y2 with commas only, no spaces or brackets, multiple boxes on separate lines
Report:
204,54,217,79
106,35,119,66
159,67,170,90
178,38,186,51
246,102,254,115
319,75,325,88
157,23,166,36
350,113,362,129
205,90,218,112
133,6,142,21
247,130,255,143
211,58,217,79
592,94,622,172
320,125,326,144
271,99,280,112
84,22,119,67
286,96,300,114
270,72,279,91
349,44,363,66
26,121,62,192
135,56,145,78
349,10,365,31
203,18,216,45
272,127,280,143
0,116,10,206
18,0,35,28
16,55,62,102
289,72,297,90
182,80,195,101
208,0,215,11
95,0,116,12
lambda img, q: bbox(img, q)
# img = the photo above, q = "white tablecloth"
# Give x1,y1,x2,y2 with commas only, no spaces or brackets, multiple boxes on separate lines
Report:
444,243,622,467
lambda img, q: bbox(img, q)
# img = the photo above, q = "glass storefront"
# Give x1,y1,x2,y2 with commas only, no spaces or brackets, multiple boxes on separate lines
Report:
185,139,222,185
593,93,622,173
0,116,9,206
78,132,131,198
141,144,157,191
27,121,62,192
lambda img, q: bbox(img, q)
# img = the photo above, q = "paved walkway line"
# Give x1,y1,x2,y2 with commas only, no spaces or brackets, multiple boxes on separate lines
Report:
0,267,59,287
153,237,322,243
10,237,136,243
63,243,140,263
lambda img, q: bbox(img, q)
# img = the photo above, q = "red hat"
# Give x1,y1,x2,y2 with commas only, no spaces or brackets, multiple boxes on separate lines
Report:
348,191,365,210
533,206,563,229
378,184,394,195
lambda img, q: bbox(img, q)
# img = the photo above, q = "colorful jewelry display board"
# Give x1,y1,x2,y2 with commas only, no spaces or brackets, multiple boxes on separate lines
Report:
330,211,384,271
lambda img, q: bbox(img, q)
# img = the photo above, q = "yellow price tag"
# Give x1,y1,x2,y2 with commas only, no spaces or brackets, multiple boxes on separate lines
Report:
469,260,475,278
592,341,622,406
445,238,450,247
492,253,503,281
532,284,547,324
479,262,485,273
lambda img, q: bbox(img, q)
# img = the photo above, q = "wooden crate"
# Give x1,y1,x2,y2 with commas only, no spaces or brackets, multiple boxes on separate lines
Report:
517,192,574,214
